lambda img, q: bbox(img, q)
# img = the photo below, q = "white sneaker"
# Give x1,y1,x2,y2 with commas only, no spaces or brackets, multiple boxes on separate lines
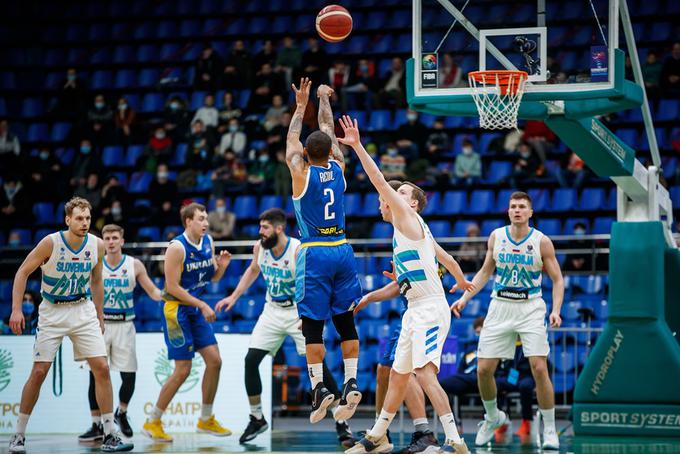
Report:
475,410,508,446
541,427,560,450
9,433,25,453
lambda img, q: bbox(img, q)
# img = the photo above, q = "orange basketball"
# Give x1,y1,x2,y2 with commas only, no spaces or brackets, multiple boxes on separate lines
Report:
316,5,353,43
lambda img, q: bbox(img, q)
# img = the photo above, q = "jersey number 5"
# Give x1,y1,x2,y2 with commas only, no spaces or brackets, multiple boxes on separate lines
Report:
323,188,336,221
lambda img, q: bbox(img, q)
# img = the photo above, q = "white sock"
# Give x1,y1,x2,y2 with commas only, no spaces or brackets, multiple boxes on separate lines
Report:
439,413,462,444
482,398,499,421
101,413,114,435
343,357,358,382
92,415,101,425
540,408,556,432
149,406,164,421
413,417,429,433
200,404,213,421
250,403,263,419
16,413,29,435
368,410,395,438
308,363,323,388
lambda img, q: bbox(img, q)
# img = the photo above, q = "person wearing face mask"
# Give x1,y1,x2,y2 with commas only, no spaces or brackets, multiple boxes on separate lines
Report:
342,59,377,111
207,198,236,240
149,164,178,211
70,139,102,189
565,222,592,272
0,119,21,178
75,173,102,214
247,149,275,193
26,147,62,202
11,291,39,335
453,139,482,187
7,231,23,247
87,94,113,147
211,150,248,197
395,109,428,161
113,97,136,145
53,67,88,118
140,127,174,172
194,43,223,91
218,118,247,157
223,40,252,90
217,92,242,134
163,96,190,143
1,176,33,230
379,144,407,180
508,142,541,188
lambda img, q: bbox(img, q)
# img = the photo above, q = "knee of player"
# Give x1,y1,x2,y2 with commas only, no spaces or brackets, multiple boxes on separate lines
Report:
529,357,549,377
31,364,51,382
91,360,111,379
174,361,193,379
331,311,358,343
477,363,496,379
301,316,325,344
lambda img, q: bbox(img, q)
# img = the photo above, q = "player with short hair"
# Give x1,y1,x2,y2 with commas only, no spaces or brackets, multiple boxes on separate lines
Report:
8,197,132,453
78,224,162,441
216,208,354,446
450,191,564,450
142,203,232,442
286,79,364,424
338,116,472,454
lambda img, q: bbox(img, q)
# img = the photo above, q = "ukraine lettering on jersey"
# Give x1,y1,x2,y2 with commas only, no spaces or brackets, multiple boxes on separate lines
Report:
293,160,347,241
165,233,215,299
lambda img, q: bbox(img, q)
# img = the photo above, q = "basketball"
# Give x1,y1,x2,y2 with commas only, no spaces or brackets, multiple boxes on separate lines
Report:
315,5,353,43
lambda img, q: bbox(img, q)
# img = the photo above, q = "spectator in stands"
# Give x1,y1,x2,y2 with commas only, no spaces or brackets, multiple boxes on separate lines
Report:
263,94,287,131
453,139,482,186
395,109,428,161
102,199,125,227
301,37,329,85
249,63,286,113
556,150,587,189
192,94,219,135
139,127,174,172
53,67,88,118
86,93,113,147
75,173,102,214
509,142,541,187
19,290,40,335
218,118,247,157
379,144,407,180
223,39,252,89
186,119,213,172
194,43,223,91
457,223,486,273
439,53,462,88
217,92,242,135
211,150,248,197
248,149,276,193
565,222,593,272
100,174,128,223
27,147,63,202
7,231,22,247
0,175,32,229
425,119,451,156
522,120,556,162
0,119,21,178
376,57,406,108
660,42,680,93
273,149,291,197
342,58,377,111
113,96,136,145
328,61,350,106
642,51,663,97
163,95,190,143
70,139,102,190
149,164,178,209
253,39,277,73
275,36,302,87
208,198,236,240
267,111,290,148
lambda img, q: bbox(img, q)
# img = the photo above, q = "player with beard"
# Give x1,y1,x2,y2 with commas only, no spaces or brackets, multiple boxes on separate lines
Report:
216,209,354,447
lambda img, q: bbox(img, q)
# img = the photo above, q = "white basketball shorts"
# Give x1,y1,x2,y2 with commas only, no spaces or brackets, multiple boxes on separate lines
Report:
104,320,137,372
250,303,306,356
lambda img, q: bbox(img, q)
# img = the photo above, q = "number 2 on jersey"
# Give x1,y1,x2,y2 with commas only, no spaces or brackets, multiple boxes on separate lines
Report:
323,188,336,221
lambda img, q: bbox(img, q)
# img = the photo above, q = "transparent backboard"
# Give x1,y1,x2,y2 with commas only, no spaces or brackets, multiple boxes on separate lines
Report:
413,0,619,100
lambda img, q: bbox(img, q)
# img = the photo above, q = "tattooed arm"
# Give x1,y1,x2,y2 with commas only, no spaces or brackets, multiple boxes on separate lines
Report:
317,84,345,170
287,78,311,197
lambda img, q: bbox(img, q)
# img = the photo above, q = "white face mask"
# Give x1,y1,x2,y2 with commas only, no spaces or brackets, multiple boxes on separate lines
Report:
216,206,226,214
155,131,166,140
462,146,473,155
407,113,418,122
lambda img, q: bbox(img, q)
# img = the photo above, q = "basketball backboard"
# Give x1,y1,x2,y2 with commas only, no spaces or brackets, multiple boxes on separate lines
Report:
412,0,619,103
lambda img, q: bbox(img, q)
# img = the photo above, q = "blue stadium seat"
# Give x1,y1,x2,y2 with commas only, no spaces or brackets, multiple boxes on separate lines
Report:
452,221,476,237
468,190,495,214
141,93,164,113
553,348,576,373
180,19,202,37
163,226,183,240
367,110,392,131
102,146,125,167
169,143,188,166
344,193,362,216
421,192,440,216
114,70,137,89
441,191,467,215
125,145,145,168
484,161,512,184
0,98,6,116
592,217,614,234
233,195,258,218
371,222,393,239
33,203,55,225
428,221,450,238
21,97,44,118
527,189,549,211
27,123,48,142
191,91,207,110
138,68,159,87
0,73,16,90
616,128,638,148
564,301,583,321
50,122,71,142
578,188,605,211
90,70,113,90
137,227,161,241
133,22,155,40
639,128,667,151
536,219,561,236
657,99,679,122
551,188,576,212
452,317,476,340
362,193,379,216
481,219,504,236
128,172,152,193
160,43,181,60
258,195,282,213
271,16,293,33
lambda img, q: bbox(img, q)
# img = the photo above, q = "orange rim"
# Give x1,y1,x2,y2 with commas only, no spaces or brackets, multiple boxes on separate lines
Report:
468,70,528,95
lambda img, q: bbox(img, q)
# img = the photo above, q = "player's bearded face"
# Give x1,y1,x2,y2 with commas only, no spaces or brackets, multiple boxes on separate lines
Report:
260,230,278,249
67,208,91,237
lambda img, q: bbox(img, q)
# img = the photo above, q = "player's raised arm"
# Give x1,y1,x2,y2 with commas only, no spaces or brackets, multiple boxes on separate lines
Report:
9,236,53,335
317,84,345,171
216,242,262,312
541,235,564,328
432,241,475,293
450,232,498,317
353,281,400,315
286,77,311,175
90,238,106,332
134,258,162,301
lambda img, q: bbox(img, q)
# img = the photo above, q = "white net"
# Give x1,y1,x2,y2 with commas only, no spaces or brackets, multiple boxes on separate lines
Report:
468,70,528,130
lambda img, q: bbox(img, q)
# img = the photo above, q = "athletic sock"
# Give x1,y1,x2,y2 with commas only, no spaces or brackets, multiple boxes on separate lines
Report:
149,406,164,422
343,358,358,382
200,404,213,421
540,408,556,432
250,403,263,420
413,417,430,433
308,363,323,389
439,413,462,444
92,415,101,425
16,413,29,436
482,398,499,422
368,410,395,439
102,413,114,436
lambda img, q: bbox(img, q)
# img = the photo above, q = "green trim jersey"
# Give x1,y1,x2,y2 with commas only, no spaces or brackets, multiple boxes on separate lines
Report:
392,214,445,302
40,232,98,304
103,255,137,321
257,237,300,309
492,226,544,302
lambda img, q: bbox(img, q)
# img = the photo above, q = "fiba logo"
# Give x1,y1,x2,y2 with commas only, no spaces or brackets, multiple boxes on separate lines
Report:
154,348,204,393
0,349,13,393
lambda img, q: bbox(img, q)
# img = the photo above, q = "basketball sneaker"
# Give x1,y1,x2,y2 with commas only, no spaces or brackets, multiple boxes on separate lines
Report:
142,419,173,442
336,420,355,448
78,422,104,442
394,430,439,453
239,415,268,443
344,433,393,453
515,419,531,436
8,433,25,453
100,433,134,452
541,427,560,450
475,410,508,446
437,438,469,453
114,409,133,438
310,382,335,424
334,378,362,421
197,415,232,436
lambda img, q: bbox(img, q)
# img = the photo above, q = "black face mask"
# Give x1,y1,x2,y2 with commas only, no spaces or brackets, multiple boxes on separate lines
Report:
260,232,278,250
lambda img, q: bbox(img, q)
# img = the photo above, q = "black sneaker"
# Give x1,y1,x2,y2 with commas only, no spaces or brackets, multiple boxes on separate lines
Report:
114,409,133,438
239,415,269,443
78,423,104,442
100,433,133,452
334,378,362,421
336,420,355,448
394,430,440,453
309,382,335,424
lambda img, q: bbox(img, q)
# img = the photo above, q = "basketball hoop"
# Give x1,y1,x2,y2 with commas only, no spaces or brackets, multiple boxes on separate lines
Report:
468,70,528,130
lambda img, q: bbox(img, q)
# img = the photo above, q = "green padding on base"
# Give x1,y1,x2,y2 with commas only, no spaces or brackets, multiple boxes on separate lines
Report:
574,403,680,437
665,249,680,342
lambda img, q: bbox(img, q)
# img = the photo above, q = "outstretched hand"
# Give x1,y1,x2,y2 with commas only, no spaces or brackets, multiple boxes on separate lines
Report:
449,279,475,294
383,260,396,282
317,84,334,98
337,115,361,149
292,77,312,107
